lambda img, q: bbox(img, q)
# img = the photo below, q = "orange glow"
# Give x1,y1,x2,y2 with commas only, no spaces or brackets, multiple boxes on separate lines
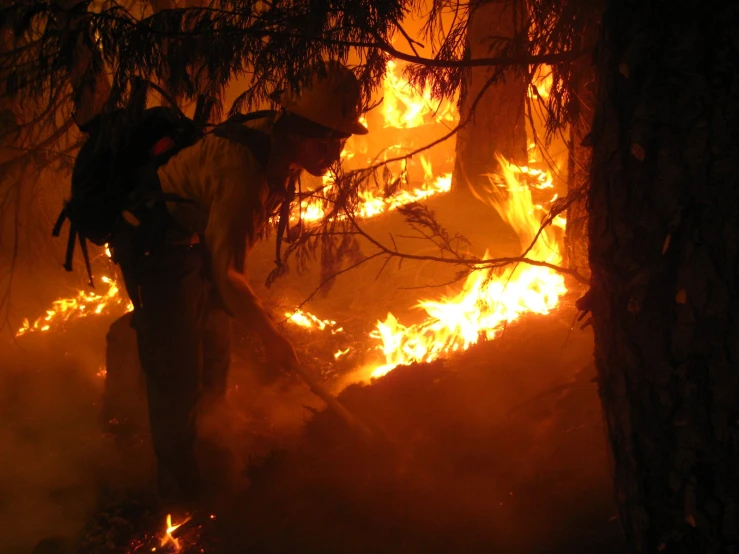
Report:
25,56,567,395
159,513,190,552
382,60,457,128
358,114,369,131
295,154,452,224
285,308,339,331
366,156,567,378
529,64,553,99
16,275,133,337
334,348,351,359
293,58,457,225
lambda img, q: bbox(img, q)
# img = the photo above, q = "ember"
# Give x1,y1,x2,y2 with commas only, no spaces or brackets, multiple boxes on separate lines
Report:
285,308,341,332
159,513,190,552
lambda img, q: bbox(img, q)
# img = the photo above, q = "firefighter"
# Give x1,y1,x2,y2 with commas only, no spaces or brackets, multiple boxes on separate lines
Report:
113,61,368,514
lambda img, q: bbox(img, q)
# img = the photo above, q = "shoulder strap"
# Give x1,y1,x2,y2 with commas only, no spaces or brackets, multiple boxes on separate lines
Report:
211,110,277,167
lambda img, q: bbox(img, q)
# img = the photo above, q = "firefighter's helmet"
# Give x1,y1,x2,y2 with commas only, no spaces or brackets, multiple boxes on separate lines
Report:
275,61,368,137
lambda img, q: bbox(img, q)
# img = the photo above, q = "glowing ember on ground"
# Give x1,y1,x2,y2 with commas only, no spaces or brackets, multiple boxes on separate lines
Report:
285,308,340,332
159,513,190,552
334,348,351,359
367,157,567,378
15,275,133,337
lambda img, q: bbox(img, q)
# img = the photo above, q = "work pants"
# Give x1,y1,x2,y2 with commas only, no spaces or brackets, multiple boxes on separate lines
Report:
117,241,231,508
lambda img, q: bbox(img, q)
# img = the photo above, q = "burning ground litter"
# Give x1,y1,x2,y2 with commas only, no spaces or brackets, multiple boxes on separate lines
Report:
65,305,626,554
219,312,625,554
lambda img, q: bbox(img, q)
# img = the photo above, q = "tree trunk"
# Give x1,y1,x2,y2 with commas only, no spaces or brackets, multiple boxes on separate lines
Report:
564,6,601,284
452,0,527,194
588,1,739,552
565,103,592,282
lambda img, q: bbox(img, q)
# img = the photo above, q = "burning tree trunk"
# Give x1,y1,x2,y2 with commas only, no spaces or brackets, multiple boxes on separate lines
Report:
453,0,527,193
588,1,739,552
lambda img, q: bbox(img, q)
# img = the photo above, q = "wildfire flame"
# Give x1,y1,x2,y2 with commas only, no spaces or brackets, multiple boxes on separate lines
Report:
285,308,342,333
16,275,132,337
529,63,554,99
159,513,190,552
382,59,457,128
295,154,452,224
367,155,567,378
22,56,566,390
285,155,567,381
294,59,457,225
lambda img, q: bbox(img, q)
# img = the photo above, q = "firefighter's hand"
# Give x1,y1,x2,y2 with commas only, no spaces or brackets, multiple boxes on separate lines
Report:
263,328,300,374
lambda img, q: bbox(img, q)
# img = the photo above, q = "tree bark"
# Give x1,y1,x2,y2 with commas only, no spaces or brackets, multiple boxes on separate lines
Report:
564,5,601,284
565,102,592,282
452,0,527,194
588,1,739,552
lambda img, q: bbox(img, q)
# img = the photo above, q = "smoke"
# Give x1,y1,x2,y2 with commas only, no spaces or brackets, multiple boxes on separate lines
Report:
0,308,324,553
214,311,626,554
0,323,111,553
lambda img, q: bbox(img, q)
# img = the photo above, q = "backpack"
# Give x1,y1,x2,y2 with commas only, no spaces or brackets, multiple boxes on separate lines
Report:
54,108,292,287
53,106,202,286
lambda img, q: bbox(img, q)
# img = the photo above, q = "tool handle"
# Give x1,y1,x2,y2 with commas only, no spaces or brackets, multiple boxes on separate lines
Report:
292,364,374,441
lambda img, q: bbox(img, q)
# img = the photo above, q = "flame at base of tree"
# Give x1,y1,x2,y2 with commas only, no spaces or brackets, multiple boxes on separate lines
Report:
367,156,567,378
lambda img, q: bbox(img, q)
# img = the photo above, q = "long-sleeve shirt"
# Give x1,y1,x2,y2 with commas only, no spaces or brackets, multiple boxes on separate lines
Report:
157,114,289,314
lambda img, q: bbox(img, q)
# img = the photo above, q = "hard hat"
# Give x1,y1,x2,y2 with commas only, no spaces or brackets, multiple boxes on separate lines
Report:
276,61,369,137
